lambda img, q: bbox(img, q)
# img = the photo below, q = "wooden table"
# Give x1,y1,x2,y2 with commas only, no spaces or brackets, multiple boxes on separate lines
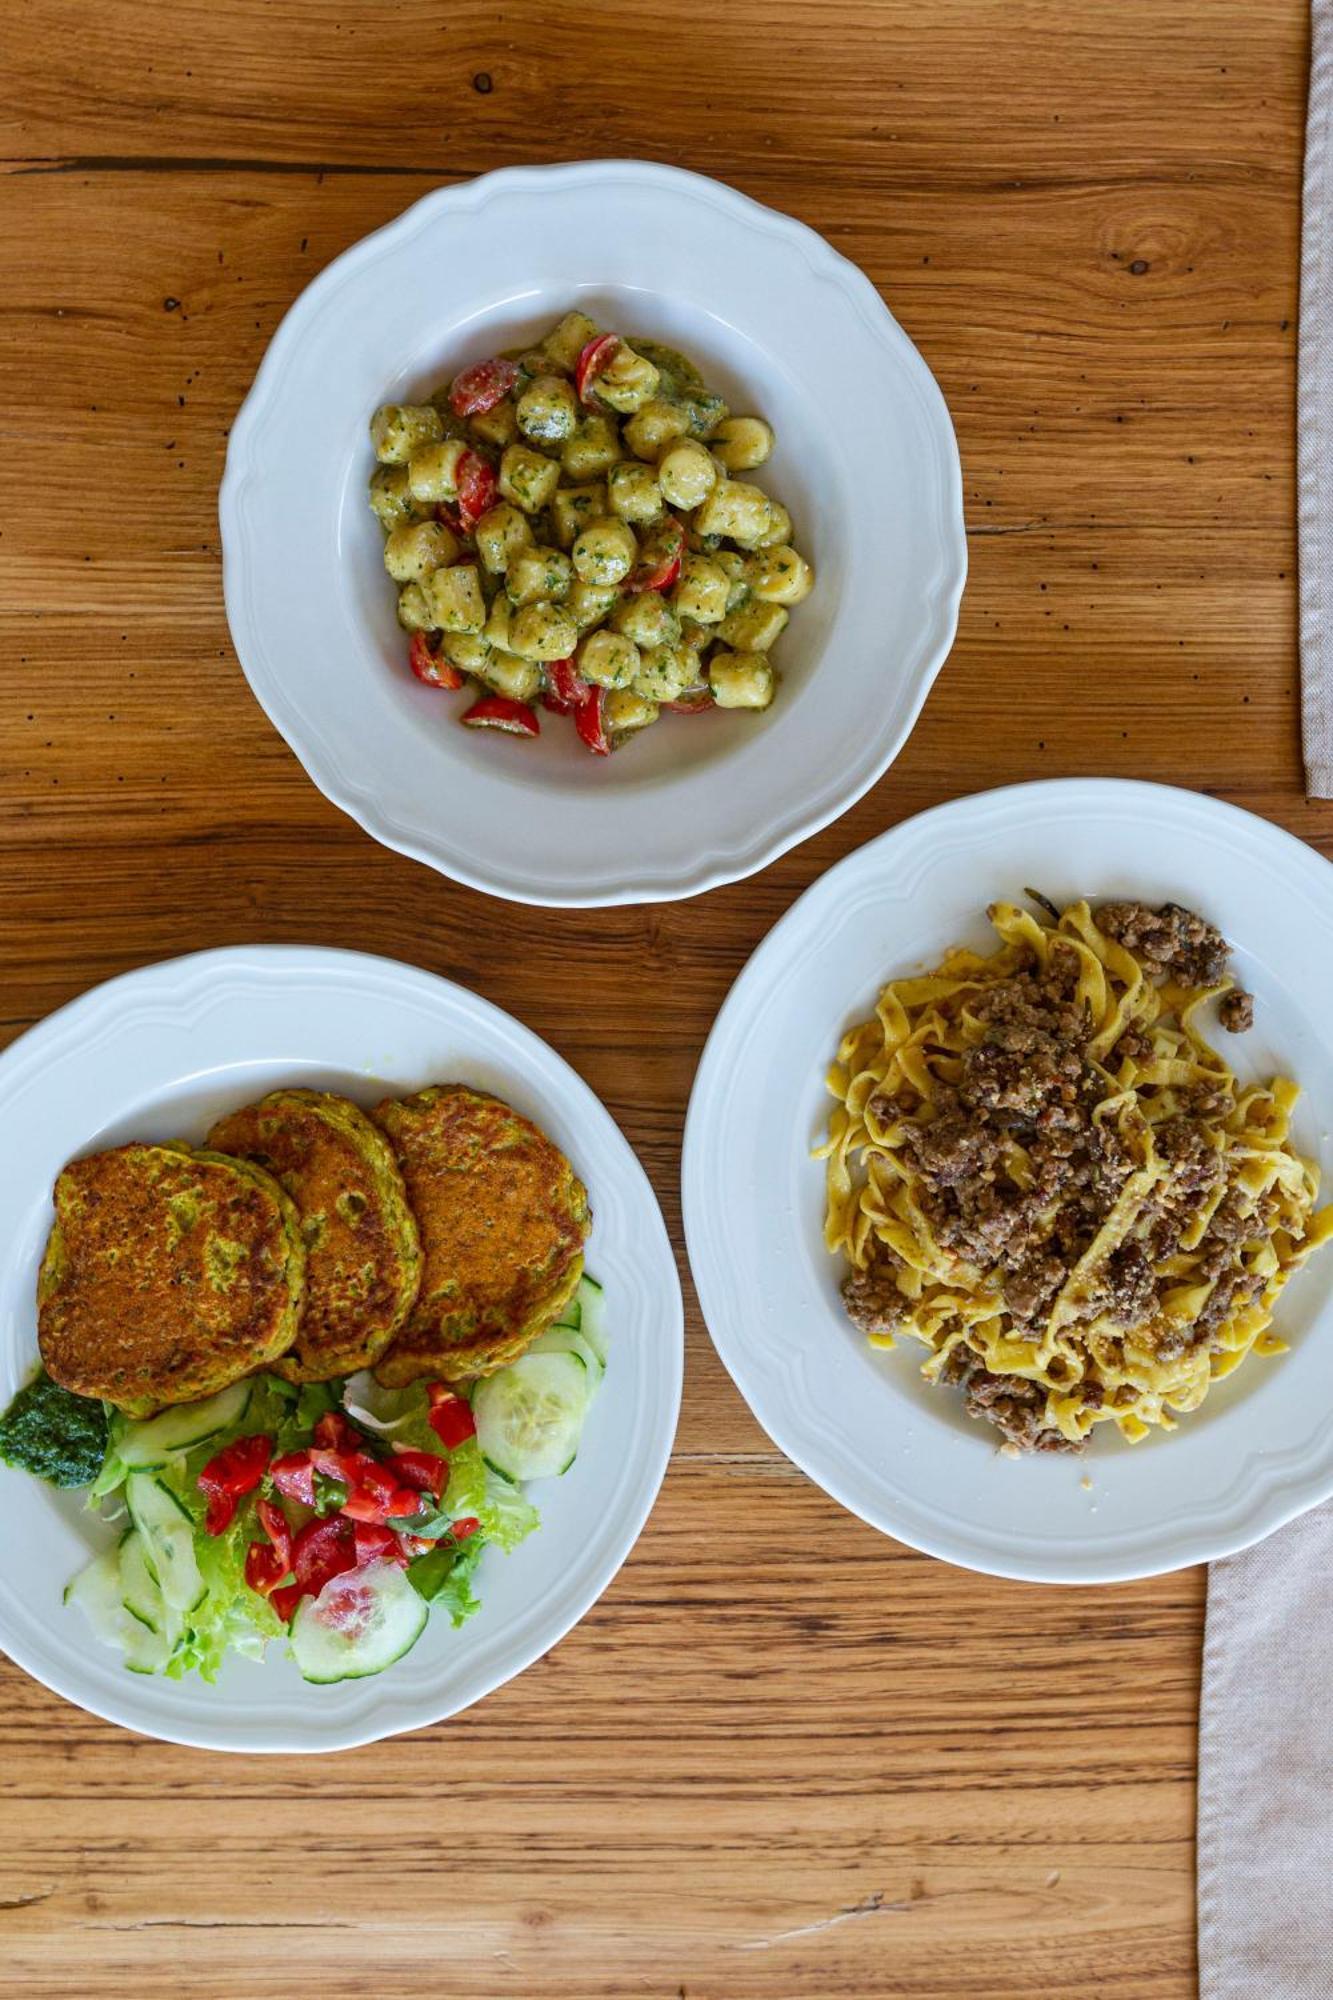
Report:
1,2,1323,1993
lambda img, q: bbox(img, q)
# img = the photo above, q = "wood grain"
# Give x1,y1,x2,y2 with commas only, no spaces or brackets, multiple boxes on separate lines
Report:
0,0,1320,1992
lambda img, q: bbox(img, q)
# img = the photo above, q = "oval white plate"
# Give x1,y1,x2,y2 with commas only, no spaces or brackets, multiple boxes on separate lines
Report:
0,947,682,1750
220,159,965,907
683,779,1333,1583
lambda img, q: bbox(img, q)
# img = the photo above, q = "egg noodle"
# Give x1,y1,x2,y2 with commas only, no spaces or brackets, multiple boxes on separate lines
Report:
817,899,1333,1445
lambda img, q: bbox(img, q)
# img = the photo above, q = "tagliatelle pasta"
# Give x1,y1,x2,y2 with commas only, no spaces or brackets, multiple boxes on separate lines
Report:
816,898,1333,1450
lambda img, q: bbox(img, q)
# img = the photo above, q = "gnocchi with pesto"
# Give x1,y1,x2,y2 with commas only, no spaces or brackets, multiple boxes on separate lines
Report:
367,312,813,753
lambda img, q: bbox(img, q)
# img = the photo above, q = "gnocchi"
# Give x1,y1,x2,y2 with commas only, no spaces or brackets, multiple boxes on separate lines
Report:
367,312,812,751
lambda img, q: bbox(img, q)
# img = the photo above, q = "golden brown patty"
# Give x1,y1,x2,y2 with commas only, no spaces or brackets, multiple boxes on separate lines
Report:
37,1142,306,1416
206,1089,421,1383
371,1085,590,1386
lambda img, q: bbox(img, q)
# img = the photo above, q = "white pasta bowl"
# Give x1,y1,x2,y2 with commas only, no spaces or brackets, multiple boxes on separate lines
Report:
682,780,1333,1584
220,160,965,907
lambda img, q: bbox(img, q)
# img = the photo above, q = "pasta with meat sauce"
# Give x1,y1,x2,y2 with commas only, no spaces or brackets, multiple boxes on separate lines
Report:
816,897,1333,1452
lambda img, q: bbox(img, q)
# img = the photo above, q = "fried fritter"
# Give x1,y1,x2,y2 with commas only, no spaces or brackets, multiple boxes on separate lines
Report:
206,1089,421,1383
37,1142,306,1415
371,1085,590,1386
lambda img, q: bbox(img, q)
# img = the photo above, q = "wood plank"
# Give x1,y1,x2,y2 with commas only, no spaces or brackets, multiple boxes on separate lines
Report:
0,0,1320,1992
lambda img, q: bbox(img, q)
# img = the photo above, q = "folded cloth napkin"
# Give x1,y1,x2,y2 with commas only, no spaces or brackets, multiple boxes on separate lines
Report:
1303,0,1333,796
1199,1510,1333,1995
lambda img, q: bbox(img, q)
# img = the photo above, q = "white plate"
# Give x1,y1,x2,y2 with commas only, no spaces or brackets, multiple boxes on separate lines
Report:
0,947,682,1750
219,160,965,907
682,779,1333,1584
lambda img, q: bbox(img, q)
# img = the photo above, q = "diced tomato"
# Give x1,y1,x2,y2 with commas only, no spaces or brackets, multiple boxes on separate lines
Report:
625,519,685,594
426,1387,478,1448
269,1449,316,1507
352,1520,407,1568
575,333,620,404
409,630,464,690
665,688,714,713
388,1447,449,1498
452,1516,481,1541
244,1540,289,1597
270,1582,304,1625
575,684,611,756
197,1433,273,1536
312,1410,361,1453
291,1514,357,1599
461,695,540,737
436,501,466,534
257,1497,293,1570
455,449,498,528
544,656,592,715
449,356,519,417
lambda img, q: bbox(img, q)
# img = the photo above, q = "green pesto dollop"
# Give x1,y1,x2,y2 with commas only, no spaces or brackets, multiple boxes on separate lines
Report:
0,1370,108,1488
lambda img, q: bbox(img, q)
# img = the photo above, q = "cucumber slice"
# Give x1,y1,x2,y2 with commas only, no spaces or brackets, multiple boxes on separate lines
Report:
120,1528,169,1634
66,1546,137,1645
66,1542,176,1673
572,1275,607,1365
118,1381,252,1468
290,1558,428,1684
529,1322,604,1383
126,1472,205,1613
473,1352,590,1481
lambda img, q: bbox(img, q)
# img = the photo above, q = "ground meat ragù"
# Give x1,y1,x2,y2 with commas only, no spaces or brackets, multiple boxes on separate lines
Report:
824,893,1320,1456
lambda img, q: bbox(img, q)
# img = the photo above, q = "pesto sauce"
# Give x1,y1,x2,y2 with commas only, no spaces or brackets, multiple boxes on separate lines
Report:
0,1370,108,1488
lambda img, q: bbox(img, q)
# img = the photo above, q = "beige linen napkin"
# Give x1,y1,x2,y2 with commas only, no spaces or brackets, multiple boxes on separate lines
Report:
1303,0,1333,795
1200,1511,1333,1995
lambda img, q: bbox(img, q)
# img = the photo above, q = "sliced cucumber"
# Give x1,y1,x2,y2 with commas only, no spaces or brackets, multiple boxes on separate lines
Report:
473,1352,590,1481
118,1381,252,1468
120,1528,168,1634
66,1546,136,1645
571,1275,607,1365
290,1558,428,1684
529,1321,604,1383
126,1472,205,1613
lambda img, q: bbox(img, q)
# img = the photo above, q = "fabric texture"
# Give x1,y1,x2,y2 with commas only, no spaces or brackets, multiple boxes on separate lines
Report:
1200,1508,1333,1995
1302,0,1333,795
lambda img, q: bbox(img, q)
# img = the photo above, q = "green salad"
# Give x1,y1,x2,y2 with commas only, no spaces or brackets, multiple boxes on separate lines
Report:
0,1277,606,1685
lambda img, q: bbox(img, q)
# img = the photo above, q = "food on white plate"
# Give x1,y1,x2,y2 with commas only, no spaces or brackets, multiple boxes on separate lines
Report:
816,896,1333,1452
367,313,814,754
1,1083,607,1685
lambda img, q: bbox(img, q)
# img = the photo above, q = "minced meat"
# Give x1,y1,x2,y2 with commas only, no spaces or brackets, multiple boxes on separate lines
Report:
1219,988,1254,1033
1096,899,1230,988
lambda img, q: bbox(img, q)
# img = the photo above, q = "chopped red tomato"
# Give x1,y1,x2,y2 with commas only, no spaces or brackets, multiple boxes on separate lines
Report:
352,1520,407,1568
426,1387,478,1448
308,1445,419,1523
269,1449,316,1507
244,1540,289,1597
575,684,611,756
461,695,540,736
626,519,684,594
452,1516,481,1541
388,1447,449,1498
665,688,714,713
197,1433,273,1536
455,449,498,528
449,356,518,417
270,1582,303,1625
544,656,592,715
312,1410,361,1452
291,1514,357,1600
409,631,464,690
575,333,619,404
257,1497,293,1570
